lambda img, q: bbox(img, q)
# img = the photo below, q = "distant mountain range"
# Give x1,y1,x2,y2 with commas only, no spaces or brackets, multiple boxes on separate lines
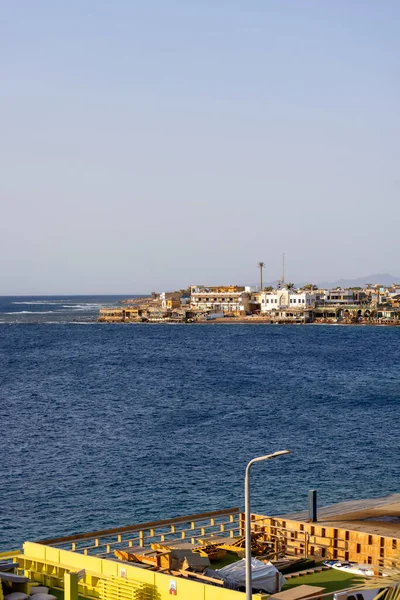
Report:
255,273,400,289
316,273,400,288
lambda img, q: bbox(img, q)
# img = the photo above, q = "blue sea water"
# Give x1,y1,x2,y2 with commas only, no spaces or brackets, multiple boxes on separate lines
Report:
0,295,135,324
0,296,399,551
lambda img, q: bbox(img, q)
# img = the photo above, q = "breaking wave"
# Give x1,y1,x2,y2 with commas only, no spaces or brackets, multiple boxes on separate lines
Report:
66,304,102,310
12,301,67,305
5,310,56,314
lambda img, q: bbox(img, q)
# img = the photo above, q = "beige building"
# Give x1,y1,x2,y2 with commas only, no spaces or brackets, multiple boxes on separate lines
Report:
98,307,141,322
190,285,247,313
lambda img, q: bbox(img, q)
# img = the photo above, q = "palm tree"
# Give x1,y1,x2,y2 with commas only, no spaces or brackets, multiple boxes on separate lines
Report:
258,262,265,291
285,282,295,290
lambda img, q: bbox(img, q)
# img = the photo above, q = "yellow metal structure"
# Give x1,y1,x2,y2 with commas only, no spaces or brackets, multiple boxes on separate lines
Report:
64,572,78,600
16,541,262,600
98,576,151,600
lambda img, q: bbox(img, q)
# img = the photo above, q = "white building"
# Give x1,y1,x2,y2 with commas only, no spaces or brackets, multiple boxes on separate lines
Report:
257,290,317,313
160,292,167,310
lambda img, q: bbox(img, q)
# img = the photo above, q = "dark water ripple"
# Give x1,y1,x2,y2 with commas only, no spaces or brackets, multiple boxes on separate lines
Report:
0,324,399,550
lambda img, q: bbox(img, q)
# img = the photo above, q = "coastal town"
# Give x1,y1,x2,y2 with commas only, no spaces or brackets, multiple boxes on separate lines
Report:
98,277,400,325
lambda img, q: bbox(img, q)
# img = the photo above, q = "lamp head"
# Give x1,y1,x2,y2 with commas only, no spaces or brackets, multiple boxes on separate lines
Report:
248,450,292,467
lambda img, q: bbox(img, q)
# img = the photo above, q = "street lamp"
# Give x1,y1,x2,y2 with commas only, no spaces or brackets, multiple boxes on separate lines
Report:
245,450,292,600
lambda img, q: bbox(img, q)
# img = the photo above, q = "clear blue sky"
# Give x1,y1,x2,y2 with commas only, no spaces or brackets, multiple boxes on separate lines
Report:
1,1,399,293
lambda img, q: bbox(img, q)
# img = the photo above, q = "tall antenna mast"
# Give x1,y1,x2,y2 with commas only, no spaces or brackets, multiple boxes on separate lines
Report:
282,253,285,285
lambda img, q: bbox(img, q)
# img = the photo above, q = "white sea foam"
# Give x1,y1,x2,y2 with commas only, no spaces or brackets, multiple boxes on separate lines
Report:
5,310,56,314
12,301,68,306
10,302,100,311
65,304,102,310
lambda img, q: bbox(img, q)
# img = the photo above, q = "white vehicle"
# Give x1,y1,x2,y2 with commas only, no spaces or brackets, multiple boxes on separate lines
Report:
324,560,386,578
324,560,374,577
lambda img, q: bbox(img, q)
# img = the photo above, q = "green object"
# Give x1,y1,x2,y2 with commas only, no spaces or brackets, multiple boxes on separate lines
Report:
211,551,242,570
282,568,364,594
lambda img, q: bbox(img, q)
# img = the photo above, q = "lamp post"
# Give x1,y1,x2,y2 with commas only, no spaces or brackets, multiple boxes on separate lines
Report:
245,450,292,600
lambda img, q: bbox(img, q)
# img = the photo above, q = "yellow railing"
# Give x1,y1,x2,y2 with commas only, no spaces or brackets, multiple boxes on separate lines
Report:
38,508,240,557
0,549,21,559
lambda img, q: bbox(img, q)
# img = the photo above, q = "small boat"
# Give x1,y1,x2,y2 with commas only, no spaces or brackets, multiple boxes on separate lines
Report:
323,560,379,577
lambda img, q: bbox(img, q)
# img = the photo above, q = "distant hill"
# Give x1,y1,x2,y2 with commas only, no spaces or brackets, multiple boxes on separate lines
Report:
249,273,400,290
316,273,400,288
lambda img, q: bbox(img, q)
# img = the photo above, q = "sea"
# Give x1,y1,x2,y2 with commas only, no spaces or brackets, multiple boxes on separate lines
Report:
0,296,399,551
0,295,132,325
